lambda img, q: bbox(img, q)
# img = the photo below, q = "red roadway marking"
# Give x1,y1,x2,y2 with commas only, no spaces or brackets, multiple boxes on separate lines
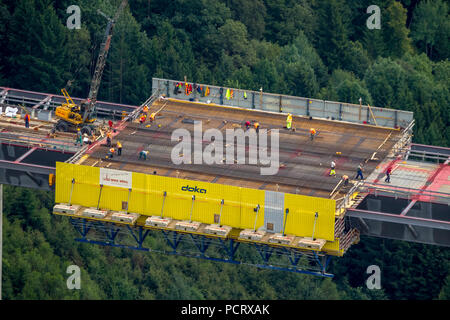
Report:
412,160,450,201
14,147,37,163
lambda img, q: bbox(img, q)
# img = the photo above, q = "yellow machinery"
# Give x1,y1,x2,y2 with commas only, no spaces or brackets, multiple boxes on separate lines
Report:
54,0,128,136
54,89,94,134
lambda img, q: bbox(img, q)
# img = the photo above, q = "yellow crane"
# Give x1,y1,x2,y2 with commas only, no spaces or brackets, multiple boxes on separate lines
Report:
54,0,128,135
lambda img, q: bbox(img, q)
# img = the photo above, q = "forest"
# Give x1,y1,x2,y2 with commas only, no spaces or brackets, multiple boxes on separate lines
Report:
0,0,449,299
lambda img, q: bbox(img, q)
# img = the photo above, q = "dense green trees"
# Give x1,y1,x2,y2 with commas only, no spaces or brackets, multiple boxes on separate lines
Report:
0,0,448,299
411,0,449,61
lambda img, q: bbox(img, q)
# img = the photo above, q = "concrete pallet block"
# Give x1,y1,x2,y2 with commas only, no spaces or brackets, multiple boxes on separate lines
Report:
145,216,171,228
239,229,265,241
204,224,232,237
111,211,139,224
297,238,326,250
53,204,80,215
82,208,108,219
175,221,201,232
268,233,294,245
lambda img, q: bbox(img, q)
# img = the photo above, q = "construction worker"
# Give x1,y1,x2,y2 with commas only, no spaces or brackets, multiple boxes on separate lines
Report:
24,113,30,128
139,150,149,160
286,114,292,130
245,121,251,130
75,128,82,146
149,112,156,122
385,166,392,183
139,114,146,124
310,128,316,140
83,134,90,145
143,105,149,115
356,164,364,180
342,175,349,186
254,121,260,133
117,141,122,156
330,160,336,176
106,130,112,147
107,147,115,159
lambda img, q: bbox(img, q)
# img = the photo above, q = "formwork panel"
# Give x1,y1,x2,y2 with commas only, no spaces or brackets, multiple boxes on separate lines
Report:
240,188,265,230
284,193,335,241
55,162,100,208
99,186,129,212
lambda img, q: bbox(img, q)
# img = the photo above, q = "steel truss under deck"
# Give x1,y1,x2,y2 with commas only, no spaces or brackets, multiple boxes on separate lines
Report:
67,217,334,278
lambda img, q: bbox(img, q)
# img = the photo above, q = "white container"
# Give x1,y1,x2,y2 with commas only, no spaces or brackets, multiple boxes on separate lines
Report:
111,211,139,224
239,229,265,241
145,216,171,228
82,208,108,219
204,224,232,237
268,233,294,245
175,221,201,232
53,204,80,215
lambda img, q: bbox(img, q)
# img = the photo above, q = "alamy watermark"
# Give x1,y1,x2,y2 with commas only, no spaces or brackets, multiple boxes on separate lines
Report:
170,121,280,176
66,5,81,30
366,5,381,30
366,265,381,290
66,265,81,290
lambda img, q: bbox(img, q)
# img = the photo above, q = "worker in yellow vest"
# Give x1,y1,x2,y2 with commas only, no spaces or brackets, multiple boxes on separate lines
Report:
330,160,336,176
149,112,156,122
117,141,122,156
254,121,260,133
286,114,292,130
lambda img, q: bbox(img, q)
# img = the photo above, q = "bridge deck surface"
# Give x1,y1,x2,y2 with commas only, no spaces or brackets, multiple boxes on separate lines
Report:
83,99,403,199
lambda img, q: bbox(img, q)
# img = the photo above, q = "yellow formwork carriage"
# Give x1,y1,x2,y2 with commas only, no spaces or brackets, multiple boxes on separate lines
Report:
284,193,335,241
55,162,335,241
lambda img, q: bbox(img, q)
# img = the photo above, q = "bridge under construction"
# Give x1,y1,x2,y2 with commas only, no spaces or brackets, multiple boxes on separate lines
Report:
0,79,448,277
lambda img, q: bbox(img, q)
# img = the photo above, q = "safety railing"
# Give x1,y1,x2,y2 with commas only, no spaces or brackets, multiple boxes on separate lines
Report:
152,77,415,129
335,181,364,215
0,132,79,153
361,182,450,205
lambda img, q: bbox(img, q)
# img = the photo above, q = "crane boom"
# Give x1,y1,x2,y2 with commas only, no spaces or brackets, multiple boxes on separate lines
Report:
82,0,128,122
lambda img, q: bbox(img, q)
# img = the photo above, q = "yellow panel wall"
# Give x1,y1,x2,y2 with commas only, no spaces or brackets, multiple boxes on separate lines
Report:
56,162,335,239
240,188,265,230
284,193,335,241
55,162,100,208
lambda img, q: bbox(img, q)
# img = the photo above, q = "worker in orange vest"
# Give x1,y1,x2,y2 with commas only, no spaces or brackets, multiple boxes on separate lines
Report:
143,105,149,115
24,113,30,128
310,128,316,140
107,147,115,159
106,130,112,147
139,114,146,124
343,175,349,186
